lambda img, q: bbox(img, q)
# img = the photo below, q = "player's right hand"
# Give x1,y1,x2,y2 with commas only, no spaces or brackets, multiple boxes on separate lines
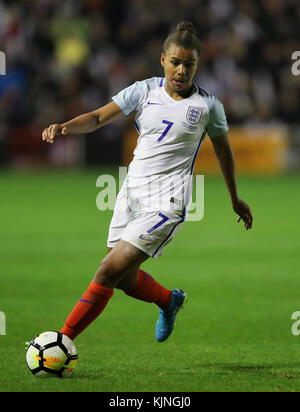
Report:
42,124,69,144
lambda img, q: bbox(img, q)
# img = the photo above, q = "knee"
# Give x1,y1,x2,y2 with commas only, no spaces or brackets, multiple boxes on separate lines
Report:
93,260,124,288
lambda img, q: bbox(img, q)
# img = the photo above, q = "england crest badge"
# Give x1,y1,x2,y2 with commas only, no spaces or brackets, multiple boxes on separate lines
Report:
186,106,203,125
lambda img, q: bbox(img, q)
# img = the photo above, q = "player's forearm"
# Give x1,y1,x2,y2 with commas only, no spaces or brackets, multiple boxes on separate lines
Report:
215,144,239,203
61,112,100,134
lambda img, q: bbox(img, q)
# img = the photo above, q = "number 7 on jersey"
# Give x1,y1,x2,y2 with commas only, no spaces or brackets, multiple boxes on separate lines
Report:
157,120,174,142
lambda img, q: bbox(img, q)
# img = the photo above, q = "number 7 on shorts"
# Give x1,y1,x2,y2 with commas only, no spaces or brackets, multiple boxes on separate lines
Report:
147,213,169,234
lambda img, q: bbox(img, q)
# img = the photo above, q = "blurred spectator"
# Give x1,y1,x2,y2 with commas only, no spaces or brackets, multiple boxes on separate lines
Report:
0,0,299,167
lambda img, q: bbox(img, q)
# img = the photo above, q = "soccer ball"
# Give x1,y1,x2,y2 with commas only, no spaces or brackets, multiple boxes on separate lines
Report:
26,331,78,378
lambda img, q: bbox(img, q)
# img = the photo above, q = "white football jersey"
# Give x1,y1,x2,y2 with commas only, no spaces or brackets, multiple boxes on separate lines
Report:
112,77,229,215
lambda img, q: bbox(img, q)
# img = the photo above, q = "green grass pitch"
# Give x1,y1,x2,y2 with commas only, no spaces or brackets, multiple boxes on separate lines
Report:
0,168,299,392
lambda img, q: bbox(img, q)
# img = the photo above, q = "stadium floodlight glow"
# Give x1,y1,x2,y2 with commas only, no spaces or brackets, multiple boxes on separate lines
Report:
0,51,6,76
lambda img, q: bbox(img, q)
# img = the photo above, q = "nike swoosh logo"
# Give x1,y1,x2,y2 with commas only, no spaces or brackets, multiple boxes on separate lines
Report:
147,101,161,105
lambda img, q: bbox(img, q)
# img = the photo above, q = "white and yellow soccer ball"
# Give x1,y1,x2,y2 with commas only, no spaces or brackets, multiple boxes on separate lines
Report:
26,331,78,378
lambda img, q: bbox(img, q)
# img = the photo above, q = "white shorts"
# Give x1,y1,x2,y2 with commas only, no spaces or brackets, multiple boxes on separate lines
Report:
107,182,186,258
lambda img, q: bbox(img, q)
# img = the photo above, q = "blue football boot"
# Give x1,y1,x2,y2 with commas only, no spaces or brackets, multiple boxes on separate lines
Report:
155,289,187,342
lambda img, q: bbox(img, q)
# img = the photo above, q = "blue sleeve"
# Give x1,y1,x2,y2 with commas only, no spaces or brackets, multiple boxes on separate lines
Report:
206,96,229,138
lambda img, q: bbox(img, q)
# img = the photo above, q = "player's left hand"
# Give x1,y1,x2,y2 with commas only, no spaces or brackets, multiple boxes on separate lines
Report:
232,198,253,230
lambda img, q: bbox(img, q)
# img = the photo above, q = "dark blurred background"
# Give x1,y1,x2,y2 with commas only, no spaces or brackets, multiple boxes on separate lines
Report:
0,0,299,171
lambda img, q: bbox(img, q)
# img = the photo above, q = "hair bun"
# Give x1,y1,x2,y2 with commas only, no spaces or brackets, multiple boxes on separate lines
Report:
163,20,202,56
176,21,197,36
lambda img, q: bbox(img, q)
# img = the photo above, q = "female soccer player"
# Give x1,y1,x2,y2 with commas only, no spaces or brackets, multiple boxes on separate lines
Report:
42,21,253,343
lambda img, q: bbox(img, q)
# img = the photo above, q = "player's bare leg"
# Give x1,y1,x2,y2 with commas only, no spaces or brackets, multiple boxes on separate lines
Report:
105,247,143,291
93,240,149,288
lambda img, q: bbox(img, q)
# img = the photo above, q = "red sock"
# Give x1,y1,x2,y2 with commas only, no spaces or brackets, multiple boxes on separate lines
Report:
124,270,172,309
60,281,113,340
